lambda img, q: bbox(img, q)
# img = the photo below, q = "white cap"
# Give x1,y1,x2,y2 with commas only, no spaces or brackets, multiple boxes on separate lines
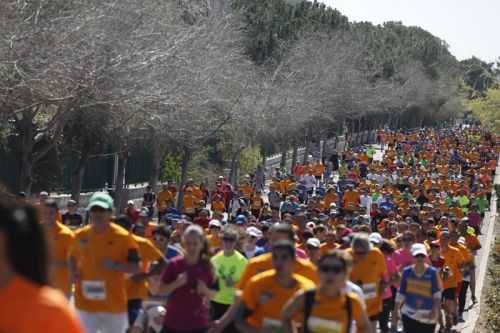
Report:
306,238,321,248
306,221,316,230
127,200,134,205
458,236,466,245
411,243,428,257
209,219,222,228
369,232,383,244
246,226,263,238
329,202,337,208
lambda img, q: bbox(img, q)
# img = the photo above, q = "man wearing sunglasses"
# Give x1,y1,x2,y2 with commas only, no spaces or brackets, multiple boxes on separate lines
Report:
347,233,388,333
236,240,315,333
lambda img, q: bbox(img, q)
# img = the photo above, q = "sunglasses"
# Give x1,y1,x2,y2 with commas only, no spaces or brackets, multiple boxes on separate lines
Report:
319,264,345,274
272,254,293,261
354,250,368,256
413,254,426,258
222,237,237,243
402,238,414,242
153,236,167,242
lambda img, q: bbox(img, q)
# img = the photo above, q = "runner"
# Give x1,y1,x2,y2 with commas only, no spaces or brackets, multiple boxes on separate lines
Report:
41,199,75,298
210,225,248,333
71,192,141,333
159,225,217,333
347,233,388,333
235,240,315,333
0,197,85,333
282,250,371,333
396,243,442,333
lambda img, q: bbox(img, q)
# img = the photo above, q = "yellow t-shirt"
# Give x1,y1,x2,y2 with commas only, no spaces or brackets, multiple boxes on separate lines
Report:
72,223,139,313
241,271,315,328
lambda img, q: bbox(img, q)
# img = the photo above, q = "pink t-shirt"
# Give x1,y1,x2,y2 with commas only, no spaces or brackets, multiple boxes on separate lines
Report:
383,254,398,300
394,248,413,271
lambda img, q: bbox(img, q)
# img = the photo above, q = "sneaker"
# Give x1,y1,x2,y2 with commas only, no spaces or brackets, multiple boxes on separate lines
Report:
472,296,478,304
458,314,465,323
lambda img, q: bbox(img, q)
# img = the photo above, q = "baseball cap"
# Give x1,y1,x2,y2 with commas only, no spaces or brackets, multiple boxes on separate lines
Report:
246,226,263,238
88,192,114,210
209,219,222,228
306,221,316,229
127,200,134,205
411,243,428,257
458,237,466,245
236,215,247,225
369,232,383,245
306,238,321,248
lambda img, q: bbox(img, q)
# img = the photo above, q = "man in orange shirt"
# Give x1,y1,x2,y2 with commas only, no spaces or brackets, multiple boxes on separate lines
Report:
41,199,75,298
71,192,141,333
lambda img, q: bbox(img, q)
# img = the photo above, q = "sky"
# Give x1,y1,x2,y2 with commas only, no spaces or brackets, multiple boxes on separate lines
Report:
323,0,499,62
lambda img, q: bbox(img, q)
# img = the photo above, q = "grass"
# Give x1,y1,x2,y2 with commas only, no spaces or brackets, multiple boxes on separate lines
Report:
484,238,500,332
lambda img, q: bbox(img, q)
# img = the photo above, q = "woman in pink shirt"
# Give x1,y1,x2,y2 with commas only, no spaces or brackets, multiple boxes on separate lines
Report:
379,240,400,333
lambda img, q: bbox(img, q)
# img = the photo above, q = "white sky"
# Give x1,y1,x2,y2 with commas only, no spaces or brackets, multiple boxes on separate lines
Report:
323,0,500,62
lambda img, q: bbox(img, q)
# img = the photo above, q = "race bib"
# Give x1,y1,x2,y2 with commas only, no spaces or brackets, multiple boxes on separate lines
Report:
263,318,283,333
308,317,343,333
362,282,377,299
81,280,106,300
185,207,194,214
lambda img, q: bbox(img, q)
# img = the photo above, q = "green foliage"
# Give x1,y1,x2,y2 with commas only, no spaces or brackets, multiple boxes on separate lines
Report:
161,149,213,184
161,151,182,183
461,57,499,98
233,0,348,63
466,88,500,134
239,146,262,178
485,238,500,332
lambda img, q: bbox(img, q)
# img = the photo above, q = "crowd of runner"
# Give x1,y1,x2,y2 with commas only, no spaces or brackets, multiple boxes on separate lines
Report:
0,126,498,333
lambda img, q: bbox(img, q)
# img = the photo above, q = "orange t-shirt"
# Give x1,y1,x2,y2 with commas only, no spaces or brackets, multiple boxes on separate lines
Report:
72,223,139,313
48,222,75,295
236,252,318,290
126,235,164,300
441,246,466,289
241,270,315,328
0,275,84,333
343,191,360,209
347,247,388,316
211,200,225,213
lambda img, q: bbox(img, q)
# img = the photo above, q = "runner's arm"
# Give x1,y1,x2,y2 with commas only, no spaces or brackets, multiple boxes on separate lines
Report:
281,291,304,333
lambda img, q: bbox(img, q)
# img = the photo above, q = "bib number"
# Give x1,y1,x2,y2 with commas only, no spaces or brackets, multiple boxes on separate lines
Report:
81,280,106,300
263,318,283,333
362,282,377,299
308,317,343,333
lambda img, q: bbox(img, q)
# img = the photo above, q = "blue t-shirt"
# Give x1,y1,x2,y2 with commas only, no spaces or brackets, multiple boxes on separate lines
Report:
399,266,441,324
166,245,182,260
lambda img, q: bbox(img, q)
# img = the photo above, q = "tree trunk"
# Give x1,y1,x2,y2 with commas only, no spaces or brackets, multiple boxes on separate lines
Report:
302,139,310,165
176,147,192,210
291,144,298,171
229,148,243,187
114,149,128,212
149,143,162,192
70,151,89,202
18,114,35,194
280,148,287,169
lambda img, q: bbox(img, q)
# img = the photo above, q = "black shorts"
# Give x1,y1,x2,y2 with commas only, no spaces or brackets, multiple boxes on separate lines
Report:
315,175,322,180
369,313,380,321
442,287,456,301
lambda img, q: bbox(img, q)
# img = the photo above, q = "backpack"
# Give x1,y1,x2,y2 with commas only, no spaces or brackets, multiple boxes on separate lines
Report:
303,288,352,333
